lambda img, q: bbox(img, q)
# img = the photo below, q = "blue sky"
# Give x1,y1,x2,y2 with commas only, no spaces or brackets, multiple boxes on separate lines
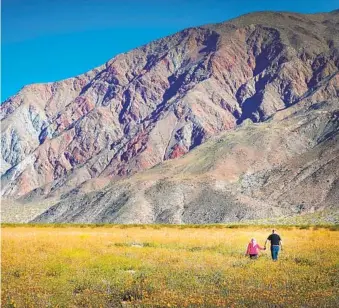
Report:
2,0,338,101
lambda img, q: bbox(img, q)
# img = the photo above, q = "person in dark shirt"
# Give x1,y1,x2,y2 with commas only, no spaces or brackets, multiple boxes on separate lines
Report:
264,229,282,261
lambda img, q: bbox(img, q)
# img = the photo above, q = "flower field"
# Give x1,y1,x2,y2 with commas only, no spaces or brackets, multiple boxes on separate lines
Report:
1,225,338,307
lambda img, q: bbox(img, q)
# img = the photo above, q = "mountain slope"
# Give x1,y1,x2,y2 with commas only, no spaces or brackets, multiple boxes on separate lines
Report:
1,10,339,223
32,90,339,223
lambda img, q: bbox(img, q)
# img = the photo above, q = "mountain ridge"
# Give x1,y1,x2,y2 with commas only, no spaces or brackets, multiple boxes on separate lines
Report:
1,10,338,223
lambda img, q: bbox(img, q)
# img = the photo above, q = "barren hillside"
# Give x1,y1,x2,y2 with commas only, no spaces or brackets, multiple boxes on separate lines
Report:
1,10,338,223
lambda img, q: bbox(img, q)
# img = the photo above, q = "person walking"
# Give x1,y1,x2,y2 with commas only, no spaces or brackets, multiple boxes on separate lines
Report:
245,238,266,259
265,229,282,261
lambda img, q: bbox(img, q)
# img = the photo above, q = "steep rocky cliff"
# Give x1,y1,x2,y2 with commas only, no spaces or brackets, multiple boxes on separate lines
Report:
1,10,339,223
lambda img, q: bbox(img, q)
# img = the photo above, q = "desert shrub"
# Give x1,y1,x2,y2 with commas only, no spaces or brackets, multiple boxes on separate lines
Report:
293,257,315,266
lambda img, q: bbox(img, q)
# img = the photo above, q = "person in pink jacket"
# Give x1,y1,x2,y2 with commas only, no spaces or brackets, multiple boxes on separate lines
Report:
245,238,266,259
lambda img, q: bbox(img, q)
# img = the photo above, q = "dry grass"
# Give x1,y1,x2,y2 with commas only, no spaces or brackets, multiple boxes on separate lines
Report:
1,225,339,307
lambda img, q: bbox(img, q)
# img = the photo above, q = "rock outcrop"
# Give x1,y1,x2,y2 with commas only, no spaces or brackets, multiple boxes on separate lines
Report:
1,10,339,223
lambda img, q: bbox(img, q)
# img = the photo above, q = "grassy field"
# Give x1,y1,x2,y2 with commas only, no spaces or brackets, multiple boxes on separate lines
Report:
1,225,339,307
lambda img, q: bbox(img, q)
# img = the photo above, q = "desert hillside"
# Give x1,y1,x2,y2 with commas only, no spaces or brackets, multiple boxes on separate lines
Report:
1,10,338,223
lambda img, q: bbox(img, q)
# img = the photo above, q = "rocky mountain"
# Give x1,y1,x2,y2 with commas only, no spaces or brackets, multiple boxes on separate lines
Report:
1,10,339,223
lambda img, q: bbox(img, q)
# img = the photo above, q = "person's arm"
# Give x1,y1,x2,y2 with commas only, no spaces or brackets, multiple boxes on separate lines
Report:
280,240,283,251
264,239,268,249
258,244,265,250
245,244,250,256
265,234,272,249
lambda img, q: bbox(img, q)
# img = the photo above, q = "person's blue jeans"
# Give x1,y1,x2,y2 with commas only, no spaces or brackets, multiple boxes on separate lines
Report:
271,246,280,260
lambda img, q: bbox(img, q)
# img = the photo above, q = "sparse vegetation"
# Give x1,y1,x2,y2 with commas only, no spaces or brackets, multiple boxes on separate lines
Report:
2,225,339,307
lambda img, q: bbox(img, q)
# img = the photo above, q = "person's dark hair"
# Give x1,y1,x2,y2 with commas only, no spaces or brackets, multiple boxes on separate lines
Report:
272,229,276,233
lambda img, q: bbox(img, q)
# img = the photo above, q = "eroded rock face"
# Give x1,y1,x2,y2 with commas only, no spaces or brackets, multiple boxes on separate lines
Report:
12,85,335,224
1,11,339,203
31,98,339,224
